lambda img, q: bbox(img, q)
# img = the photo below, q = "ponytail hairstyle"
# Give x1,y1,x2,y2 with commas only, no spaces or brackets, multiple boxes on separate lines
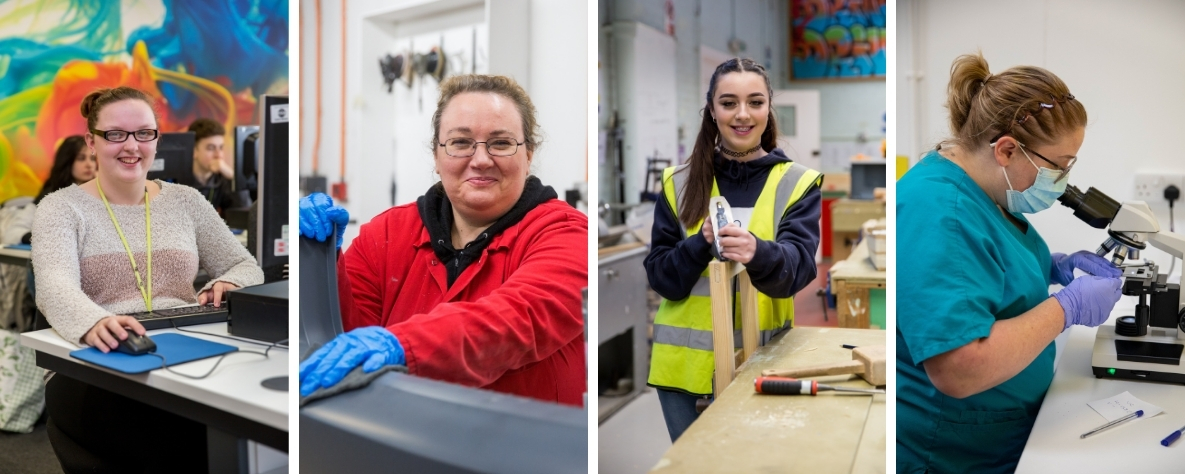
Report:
677,58,779,230
944,51,1086,154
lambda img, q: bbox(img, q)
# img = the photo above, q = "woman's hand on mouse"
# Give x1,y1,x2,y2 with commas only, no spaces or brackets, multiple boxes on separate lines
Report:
199,281,241,307
84,316,146,353
717,224,757,264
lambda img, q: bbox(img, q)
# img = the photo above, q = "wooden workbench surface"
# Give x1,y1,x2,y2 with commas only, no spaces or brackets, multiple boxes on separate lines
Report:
651,327,886,474
830,236,886,284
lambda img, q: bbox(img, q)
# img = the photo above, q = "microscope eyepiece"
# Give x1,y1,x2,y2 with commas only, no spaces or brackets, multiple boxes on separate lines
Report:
1059,185,1121,229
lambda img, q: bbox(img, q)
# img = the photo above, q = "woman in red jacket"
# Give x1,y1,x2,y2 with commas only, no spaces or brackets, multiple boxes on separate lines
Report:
299,74,587,406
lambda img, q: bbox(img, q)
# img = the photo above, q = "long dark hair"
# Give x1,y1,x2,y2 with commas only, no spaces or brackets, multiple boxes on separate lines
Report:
678,58,778,229
35,135,87,204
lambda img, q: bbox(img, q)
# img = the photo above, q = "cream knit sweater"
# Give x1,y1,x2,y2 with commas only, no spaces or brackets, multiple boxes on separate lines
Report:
31,181,263,345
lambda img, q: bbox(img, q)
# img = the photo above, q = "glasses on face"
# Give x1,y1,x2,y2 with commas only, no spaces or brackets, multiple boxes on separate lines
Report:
90,129,159,143
438,137,524,158
1019,142,1075,182
989,132,1076,183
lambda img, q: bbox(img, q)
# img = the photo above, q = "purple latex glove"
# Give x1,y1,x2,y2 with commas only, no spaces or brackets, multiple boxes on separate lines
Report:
1052,275,1123,330
299,326,405,396
1051,251,1120,286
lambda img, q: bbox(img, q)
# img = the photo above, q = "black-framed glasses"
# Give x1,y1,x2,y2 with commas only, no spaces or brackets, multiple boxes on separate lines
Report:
438,137,524,157
1018,142,1075,182
991,132,1076,182
90,129,159,143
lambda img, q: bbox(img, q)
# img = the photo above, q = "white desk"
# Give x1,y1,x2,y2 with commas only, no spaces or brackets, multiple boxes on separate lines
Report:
0,247,31,266
21,323,288,472
1017,297,1185,472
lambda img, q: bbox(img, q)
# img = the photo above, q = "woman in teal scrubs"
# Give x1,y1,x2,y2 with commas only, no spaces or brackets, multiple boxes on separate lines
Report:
896,53,1124,473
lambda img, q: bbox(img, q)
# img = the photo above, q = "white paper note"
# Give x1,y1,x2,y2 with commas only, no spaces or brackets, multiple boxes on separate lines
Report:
1088,391,1164,422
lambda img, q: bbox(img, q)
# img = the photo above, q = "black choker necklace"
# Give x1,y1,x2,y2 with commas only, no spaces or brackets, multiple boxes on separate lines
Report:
720,144,762,158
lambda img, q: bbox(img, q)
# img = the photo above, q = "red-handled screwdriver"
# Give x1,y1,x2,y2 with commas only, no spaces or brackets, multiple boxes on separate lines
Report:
754,376,885,395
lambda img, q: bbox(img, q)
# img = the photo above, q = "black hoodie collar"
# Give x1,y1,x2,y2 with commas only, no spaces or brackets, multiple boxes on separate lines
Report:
713,148,793,190
417,176,558,287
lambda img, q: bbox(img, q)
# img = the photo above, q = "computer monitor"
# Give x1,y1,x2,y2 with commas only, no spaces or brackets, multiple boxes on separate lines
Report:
252,96,288,283
234,125,260,202
148,132,196,186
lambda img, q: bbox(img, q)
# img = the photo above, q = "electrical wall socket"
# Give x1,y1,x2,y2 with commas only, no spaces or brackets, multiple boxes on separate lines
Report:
1133,172,1185,204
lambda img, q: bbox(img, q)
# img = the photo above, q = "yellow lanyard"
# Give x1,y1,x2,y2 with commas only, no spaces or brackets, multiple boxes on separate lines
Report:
96,180,152,312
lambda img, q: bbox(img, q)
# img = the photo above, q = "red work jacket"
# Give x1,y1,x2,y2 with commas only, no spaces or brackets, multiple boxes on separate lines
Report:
337,199,587,406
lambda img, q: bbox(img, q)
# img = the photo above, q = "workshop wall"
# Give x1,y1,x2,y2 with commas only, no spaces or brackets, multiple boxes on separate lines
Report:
300,0,588,250
899,0,1185,276
0,0,289,203
598,0,886,207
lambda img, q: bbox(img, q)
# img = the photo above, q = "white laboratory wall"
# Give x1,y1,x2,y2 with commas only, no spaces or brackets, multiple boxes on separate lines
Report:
901,0,1185,271
301,0,588,249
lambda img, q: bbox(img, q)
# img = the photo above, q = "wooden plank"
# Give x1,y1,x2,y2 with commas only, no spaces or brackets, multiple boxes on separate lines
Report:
835,280,871,329
738,271,759,364
652,328,886,473
709,260,735,398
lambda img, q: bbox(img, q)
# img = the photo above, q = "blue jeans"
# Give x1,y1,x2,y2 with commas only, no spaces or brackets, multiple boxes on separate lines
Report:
656,389,710,442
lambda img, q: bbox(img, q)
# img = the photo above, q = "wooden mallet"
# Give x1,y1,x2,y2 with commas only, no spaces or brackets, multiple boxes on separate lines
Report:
760,344,886,386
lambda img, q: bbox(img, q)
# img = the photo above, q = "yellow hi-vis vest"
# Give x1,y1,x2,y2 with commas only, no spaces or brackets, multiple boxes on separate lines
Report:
647,161,822,395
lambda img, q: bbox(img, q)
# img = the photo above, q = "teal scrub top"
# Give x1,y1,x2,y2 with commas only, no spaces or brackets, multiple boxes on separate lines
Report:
896,152,1056,474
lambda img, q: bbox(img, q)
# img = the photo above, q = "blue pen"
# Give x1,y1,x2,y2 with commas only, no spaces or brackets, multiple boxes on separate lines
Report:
1161,424,1185,446
1081,410,1143,439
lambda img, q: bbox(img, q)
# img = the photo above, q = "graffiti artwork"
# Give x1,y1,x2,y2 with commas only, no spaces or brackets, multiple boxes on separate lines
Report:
0,0,288,202
790,0,886,80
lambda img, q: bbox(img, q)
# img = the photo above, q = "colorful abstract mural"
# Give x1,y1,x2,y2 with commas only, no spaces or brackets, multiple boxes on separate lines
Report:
790,0,886,80
0,0,288,201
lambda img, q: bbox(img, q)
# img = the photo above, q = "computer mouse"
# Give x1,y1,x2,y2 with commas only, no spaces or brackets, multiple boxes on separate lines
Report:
115,330,157,355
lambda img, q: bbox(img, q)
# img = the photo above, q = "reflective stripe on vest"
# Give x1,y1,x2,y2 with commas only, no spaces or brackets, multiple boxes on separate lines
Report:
648,160,821,395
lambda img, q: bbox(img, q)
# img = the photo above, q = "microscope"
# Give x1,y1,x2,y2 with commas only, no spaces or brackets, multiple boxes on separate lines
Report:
1058,185,1185,384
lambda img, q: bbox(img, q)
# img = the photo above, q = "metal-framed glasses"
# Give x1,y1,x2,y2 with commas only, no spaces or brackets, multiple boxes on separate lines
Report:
989,132,1076,182
90,129,159,143
438,137,524,157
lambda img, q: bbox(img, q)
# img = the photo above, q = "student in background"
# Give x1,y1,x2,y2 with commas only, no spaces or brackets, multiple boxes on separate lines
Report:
188,118,238,214
35,135,96,204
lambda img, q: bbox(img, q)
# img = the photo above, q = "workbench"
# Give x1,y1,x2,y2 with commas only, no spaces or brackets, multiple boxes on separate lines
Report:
1016,297,1185,472
829,199,884,261
651,327,885,473
830,236,886,329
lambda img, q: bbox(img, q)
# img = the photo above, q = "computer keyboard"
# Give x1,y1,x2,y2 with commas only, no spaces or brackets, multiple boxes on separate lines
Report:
128,304,229,330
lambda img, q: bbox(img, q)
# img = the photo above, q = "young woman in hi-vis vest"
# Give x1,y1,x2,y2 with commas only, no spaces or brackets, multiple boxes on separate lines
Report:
644,58,823,441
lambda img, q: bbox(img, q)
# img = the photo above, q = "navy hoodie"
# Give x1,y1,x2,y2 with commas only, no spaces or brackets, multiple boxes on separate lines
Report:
644,148,822,301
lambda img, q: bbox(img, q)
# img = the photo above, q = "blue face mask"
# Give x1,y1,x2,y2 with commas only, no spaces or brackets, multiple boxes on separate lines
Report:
1002,146,1068,214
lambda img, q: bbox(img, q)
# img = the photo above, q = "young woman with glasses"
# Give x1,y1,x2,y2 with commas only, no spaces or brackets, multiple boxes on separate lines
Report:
31,86,262,473
298,75,587,406
895,52,1123,472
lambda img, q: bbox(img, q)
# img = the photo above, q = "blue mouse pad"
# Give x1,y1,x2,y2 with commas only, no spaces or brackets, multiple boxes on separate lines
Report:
70,333,238,374
4,244,30,250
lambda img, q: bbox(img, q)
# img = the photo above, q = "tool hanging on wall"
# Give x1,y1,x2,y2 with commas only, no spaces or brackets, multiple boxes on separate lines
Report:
378,54,404,93
414,46,447,82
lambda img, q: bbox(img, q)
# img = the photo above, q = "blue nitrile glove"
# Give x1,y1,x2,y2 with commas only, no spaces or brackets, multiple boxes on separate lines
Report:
1052,275,1123,330
1051,250,1121,286
299,327,405,396
299,193,349,249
